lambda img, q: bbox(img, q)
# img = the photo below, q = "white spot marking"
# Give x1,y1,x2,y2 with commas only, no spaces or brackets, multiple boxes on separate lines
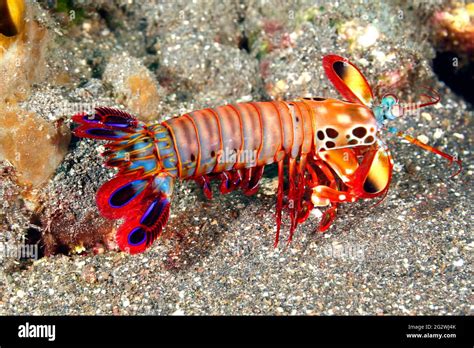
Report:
311,196,330,207
337,115,351,124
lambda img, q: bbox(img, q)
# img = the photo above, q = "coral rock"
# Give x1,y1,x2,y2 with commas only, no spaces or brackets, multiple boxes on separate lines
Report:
432,3,474,55
0,161,32,272
0,1,49,102
0,105,71,187
0,0,25,49
103,53,164,122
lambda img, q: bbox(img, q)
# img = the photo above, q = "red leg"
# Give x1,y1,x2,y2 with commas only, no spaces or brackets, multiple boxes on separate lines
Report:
274,159,284,247
287,157,298,243
244,166,265,196
288,154,308,243
195,175,213,199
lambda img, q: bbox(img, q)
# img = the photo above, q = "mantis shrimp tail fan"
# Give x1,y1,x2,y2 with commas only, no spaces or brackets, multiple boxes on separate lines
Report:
73,107,174,254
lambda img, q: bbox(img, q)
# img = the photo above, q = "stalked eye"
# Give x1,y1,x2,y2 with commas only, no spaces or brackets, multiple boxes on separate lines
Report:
109,179,147,208
391,104,404,118
105,116,132,127
140,198,167,227
128,227,147,246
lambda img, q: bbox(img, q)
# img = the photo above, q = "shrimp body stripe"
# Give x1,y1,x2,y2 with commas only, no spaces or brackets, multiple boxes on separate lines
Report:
162,101,319,179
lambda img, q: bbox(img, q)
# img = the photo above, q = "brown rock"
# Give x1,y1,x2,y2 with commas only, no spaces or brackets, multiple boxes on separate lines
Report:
103,53,164,122
126,73,162,121
0,1,49,102
0,104,71,187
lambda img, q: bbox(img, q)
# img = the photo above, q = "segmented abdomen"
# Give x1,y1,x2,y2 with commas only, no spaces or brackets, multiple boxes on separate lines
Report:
162,101,314,179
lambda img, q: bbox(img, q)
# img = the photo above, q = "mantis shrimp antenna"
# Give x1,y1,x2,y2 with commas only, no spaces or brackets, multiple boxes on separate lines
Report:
388,128,462,178
374,87,462,178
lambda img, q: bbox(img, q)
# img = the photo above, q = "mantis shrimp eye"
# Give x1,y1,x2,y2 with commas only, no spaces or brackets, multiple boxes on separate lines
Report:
390,103,404,117
374,95,402,125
